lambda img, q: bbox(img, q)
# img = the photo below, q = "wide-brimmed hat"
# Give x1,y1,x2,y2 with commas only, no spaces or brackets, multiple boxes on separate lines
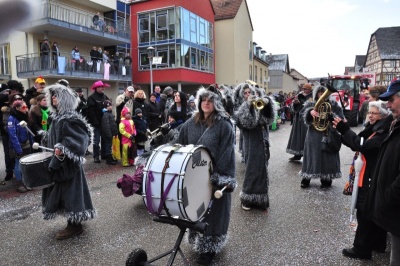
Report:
91,80,110,91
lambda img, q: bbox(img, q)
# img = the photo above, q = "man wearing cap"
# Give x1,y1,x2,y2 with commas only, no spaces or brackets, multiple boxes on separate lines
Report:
87,80,111,163
286,83,313,161
25,76,46,109
115,86,134,125
366,79,400,265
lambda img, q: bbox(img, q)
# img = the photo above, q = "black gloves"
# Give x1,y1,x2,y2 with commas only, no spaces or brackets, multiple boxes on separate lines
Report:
160,123,171,135
335,120,350,135
129,135,135,141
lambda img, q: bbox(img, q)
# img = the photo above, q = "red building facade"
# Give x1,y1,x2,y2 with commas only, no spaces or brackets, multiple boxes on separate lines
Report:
130,0,215,94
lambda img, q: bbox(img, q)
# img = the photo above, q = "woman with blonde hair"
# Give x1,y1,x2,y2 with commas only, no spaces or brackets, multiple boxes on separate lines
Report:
131,89,149,122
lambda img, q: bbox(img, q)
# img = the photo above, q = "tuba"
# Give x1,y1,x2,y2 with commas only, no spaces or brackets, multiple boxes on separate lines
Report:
312,85,336,131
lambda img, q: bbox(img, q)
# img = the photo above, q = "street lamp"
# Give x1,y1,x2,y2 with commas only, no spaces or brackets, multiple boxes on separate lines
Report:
147,46,155,93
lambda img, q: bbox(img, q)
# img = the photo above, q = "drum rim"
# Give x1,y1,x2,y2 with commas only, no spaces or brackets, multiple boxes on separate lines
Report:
20,152,53,163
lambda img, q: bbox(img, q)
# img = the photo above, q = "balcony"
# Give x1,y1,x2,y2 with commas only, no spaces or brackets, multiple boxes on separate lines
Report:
21,2,131,46
16,52,132,82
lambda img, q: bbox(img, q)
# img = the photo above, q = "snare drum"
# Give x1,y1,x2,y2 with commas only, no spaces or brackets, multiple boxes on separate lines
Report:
142,144,213,222
20,152,54,190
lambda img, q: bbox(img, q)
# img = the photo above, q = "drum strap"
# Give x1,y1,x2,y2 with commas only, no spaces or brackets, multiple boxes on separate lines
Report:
160,147,179,217
146,171,177,216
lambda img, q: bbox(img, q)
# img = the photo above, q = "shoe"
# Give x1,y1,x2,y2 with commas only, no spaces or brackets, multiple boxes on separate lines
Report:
241,204,251,211
241,157,245,163
289,155,302,161
55,223,83,240
342,248,371,260
196,252,216,265
94,157,101,163
16,185,31,193
4,173,13,181
301,178,310,188
85,150,92,155
320,180,332,188
106,159,117,165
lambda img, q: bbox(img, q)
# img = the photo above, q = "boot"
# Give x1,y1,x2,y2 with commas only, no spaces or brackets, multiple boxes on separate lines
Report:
4,173,13,181
106,155,117,165
196,252,216,265
342,248,371,260
94,156,101,163
289,155,302,161
300,178,310,188
320,179,332,188
55,223,83,240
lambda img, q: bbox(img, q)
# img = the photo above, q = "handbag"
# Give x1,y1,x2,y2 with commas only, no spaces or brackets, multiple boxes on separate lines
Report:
343,152,358,195
321,129,341,153
112,136,121,160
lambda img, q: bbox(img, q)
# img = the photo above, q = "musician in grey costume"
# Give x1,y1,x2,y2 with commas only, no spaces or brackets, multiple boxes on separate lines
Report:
233,83,276,211
286,83,313,160
300,85,344,188
42,83,96,240
176,87,236,265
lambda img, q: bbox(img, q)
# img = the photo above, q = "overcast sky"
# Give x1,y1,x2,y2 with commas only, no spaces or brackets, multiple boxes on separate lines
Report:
246,0,400,79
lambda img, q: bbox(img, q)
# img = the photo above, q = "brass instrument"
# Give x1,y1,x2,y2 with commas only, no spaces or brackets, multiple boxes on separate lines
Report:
251,99,265,110
146,123,170,140
312,87,334,131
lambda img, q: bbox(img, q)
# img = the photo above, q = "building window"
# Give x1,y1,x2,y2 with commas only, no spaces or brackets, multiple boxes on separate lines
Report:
249,41,252,60
249,65,252,80
139,14,150,43
0,44,10,76
254,66,257,82
156,12,168,40
390,61,396,68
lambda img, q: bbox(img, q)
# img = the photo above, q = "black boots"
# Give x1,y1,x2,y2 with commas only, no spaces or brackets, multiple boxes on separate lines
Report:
342,248,372,260
106,155,117,165
320,179,332,188
196,252,216,265
289,155,302,161
94,156,101,163
300,178,310,188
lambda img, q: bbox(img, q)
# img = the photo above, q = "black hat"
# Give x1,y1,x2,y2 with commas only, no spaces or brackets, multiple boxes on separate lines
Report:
75,87,83,93
103,100,112,108
168,110,181,121
135,108,142,115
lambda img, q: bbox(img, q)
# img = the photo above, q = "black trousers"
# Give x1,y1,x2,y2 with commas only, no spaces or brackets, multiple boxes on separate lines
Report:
353,209,387,253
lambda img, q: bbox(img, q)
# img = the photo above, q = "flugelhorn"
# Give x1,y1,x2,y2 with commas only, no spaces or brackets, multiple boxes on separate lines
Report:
251,99,265,110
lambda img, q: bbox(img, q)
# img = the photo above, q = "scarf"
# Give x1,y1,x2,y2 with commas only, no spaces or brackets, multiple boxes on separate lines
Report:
41,108,49,131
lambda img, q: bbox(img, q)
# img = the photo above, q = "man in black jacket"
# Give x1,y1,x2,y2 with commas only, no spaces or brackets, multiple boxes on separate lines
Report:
87,81,110,163
366,79,400,265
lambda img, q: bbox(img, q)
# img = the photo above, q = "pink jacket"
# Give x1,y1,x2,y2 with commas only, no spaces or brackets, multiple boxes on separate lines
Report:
119,118,136,146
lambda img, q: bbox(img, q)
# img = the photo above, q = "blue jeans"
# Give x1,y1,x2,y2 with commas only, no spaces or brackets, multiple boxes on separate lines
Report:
2,134,14,174
93,127,107,159
14,158,22,181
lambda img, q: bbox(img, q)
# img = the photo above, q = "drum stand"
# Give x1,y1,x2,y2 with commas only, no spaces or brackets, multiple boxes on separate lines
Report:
126,216,207,266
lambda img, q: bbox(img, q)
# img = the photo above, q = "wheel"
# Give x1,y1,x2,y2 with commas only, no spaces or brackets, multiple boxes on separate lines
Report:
345,102,359,127
126,248,148,266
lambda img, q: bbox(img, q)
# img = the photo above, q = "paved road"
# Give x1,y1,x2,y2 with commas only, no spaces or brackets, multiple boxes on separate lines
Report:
0,123,391,265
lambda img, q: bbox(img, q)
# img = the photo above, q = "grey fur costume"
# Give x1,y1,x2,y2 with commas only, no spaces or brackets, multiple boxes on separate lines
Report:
42,84,96,224
286,90,313,156
300,86,343,181
177,88,236,254
233,83,276,208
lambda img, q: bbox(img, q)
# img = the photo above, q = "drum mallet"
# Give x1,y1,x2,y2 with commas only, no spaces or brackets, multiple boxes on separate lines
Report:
214,186,228,199
18,121,35,137
32,142,54,152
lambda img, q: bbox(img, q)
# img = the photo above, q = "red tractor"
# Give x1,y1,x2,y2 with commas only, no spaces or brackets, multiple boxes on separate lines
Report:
321,75,364,127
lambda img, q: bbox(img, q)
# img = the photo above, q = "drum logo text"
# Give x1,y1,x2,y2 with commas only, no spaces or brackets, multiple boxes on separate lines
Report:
192,159,207,168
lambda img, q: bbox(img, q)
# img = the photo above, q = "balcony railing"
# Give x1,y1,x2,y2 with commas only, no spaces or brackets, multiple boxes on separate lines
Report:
31,1,130,39
16,52,132,81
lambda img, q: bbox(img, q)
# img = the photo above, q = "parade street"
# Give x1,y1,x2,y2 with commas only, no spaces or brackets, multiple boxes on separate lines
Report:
0,123,391,266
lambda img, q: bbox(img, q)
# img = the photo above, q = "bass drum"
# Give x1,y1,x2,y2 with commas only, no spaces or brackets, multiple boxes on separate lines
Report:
142,144,213,222
20,152,54,190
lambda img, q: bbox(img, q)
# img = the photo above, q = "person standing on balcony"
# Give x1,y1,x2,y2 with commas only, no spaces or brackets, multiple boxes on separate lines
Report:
92,12,105,31
40,39,50,70
123,52,132,75
71,46,80,71
90,46,99,73
51,42,59,70
96,47,103,73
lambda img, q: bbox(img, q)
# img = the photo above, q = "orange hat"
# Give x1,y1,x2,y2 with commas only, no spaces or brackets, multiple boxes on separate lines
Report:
35,76,46,84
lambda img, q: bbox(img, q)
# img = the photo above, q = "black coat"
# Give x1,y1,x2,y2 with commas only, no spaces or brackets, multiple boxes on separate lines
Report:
340,115,392,215
131,98,149,122
366,116,400,235
87,91,110,128
146,101,161,131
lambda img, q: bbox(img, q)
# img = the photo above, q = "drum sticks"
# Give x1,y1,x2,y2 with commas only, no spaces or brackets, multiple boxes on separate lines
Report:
32,142,54,152
18,121,35,137
214,186,227,199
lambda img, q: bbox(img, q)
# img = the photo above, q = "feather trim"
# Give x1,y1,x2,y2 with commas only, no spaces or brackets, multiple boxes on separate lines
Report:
240,191,269,207
210,173,236,192
43,209,97,223
186,230,227,254
300,171,342,180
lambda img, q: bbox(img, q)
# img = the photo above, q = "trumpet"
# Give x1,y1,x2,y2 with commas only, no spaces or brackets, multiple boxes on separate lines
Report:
251,99,265,110
146,123,171,139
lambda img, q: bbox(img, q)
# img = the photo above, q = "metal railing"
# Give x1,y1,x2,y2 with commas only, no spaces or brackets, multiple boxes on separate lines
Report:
32,1,131,39
16,52,132,79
